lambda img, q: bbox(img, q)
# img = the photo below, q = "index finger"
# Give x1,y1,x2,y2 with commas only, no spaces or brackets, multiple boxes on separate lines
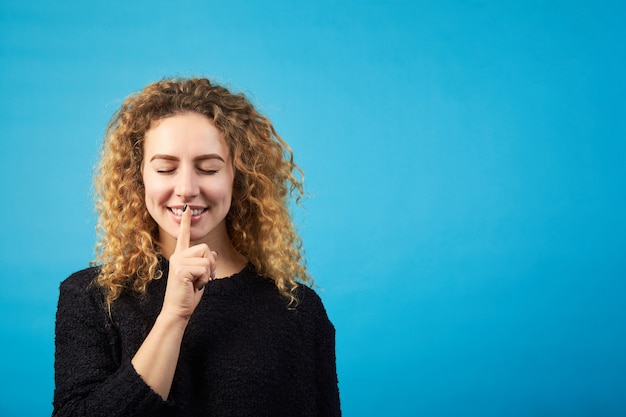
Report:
175,204,191,253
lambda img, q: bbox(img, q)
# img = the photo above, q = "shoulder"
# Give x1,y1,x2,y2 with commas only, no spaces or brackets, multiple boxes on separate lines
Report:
57,266,105,312
295,285,336,342
60,265,101,293
297,284,323,307
295,285,332,320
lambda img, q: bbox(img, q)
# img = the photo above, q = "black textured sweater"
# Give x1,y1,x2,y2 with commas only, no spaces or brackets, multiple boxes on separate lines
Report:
53,261,341,417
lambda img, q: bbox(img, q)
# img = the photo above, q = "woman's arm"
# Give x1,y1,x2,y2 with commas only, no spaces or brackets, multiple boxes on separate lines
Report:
131,206,214,399
130,308,188,400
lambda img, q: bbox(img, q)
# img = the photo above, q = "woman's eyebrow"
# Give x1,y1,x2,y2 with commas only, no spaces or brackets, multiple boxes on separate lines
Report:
150,154,178,162
195,154,225,162
149,154,225,162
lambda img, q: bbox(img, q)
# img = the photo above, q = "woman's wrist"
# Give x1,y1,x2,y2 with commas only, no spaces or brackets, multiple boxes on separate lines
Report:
156,309,191,333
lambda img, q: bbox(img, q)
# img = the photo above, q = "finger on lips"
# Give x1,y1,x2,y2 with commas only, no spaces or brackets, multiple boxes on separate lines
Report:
173,203,216,292
175,203,191,253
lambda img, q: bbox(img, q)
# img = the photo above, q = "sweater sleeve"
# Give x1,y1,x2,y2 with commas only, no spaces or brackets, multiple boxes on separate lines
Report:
52,270,174,417
310,291,342,417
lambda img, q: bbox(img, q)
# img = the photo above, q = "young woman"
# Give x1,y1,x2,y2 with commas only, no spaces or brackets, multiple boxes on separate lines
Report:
53,78,341,416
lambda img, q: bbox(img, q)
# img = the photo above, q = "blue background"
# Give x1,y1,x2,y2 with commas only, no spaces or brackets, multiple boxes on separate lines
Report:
1,0,625,415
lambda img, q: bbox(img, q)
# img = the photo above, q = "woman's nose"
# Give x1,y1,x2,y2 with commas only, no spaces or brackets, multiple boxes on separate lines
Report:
175,166,199,198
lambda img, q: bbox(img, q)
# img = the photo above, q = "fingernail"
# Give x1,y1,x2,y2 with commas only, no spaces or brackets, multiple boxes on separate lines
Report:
183,204,188,212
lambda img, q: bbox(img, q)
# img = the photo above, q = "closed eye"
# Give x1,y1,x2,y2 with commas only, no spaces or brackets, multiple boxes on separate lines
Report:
198,168,218,175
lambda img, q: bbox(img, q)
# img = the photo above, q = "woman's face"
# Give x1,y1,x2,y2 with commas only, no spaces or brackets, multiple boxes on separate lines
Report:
142,112,235,255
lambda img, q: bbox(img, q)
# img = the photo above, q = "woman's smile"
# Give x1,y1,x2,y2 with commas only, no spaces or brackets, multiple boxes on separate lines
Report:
169,206,208,217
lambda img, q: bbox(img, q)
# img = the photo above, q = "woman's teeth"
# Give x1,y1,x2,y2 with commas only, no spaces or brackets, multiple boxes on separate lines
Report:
171,207,205,216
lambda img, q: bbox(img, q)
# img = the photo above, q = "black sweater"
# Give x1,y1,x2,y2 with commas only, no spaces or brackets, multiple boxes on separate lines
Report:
53,261,341,417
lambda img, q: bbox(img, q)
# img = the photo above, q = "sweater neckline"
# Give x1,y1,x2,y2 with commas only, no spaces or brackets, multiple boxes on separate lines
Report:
204,262,262,295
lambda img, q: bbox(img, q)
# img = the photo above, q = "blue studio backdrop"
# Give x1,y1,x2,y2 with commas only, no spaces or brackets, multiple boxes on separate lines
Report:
1,1,625,416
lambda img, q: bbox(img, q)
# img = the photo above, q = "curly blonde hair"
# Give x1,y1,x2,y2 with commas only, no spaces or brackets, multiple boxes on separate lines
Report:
93,77,310,308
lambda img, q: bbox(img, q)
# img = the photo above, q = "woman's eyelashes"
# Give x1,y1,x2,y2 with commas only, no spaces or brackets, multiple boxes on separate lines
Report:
197,162,222,174
198,168,218,175
153,165,220,174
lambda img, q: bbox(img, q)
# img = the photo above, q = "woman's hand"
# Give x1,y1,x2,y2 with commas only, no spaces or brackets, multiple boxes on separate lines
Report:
132,205,217,399
162,204,217,321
